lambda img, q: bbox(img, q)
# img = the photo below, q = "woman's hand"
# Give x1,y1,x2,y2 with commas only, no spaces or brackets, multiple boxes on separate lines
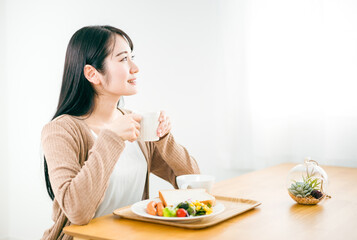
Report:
157,111,171,138
105,113,142,142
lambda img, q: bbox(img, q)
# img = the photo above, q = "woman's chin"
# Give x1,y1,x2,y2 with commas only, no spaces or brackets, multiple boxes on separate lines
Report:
121,89,138,96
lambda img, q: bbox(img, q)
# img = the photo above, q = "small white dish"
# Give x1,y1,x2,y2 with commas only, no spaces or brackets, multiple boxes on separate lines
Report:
176,174,215,193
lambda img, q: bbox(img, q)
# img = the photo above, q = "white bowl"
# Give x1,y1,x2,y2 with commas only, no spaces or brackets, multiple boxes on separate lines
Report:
176,174,215,193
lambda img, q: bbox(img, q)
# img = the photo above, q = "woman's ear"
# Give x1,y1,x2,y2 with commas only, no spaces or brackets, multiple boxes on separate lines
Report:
83,65,101,85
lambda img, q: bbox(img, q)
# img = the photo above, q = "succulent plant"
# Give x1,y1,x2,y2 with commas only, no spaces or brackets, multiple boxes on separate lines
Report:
289,181,313,198
311,190,323,199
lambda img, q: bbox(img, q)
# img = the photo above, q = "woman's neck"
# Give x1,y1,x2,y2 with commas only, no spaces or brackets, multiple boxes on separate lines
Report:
85,95,122,127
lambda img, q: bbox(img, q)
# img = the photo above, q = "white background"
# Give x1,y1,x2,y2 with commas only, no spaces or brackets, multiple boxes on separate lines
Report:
1,0,357,239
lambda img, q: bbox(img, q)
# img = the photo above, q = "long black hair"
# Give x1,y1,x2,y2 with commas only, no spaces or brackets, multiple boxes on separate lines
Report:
44,25,134,200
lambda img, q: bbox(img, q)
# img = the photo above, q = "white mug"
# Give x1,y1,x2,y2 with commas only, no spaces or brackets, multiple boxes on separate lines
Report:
176,174,215,193
137,112,160,142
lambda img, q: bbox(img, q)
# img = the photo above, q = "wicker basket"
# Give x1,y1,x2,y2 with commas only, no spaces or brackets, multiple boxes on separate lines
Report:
288,191,324,205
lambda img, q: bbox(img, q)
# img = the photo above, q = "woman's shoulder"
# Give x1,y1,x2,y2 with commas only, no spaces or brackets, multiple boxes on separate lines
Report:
42,114,88,137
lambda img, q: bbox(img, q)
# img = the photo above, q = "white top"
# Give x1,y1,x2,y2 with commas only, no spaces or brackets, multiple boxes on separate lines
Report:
92,130,148,218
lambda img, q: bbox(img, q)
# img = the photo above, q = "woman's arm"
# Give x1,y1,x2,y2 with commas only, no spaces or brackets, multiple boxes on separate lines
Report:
149,132,200,187
42,119,125,225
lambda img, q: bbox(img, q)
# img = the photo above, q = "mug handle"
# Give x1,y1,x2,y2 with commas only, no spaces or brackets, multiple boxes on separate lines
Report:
180,183,191,189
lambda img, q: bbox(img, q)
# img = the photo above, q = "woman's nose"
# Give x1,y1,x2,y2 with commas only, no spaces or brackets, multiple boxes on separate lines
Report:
130,61,139,74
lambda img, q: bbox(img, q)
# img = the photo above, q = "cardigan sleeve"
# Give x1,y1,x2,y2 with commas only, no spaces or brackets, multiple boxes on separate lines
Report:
41,118,125,225
149,132,200,188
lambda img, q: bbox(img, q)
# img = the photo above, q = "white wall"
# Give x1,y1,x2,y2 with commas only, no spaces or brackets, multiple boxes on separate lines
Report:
0,0,9,239
2,0,357,239
217,0,357,170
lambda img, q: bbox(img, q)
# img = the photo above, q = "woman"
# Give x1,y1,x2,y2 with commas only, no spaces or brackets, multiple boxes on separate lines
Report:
41,25,200,240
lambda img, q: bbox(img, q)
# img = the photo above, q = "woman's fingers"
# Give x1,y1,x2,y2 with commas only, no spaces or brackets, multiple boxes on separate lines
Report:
159,111,166,122
133,118,141,130
131,113,142,121
157,112,171,137
157,122,165,136
162,121,171,136
129,128,141,142
135,128,140,137
166,120,172,133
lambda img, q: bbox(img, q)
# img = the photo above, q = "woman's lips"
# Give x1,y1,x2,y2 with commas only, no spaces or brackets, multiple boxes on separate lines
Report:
128,78,136,85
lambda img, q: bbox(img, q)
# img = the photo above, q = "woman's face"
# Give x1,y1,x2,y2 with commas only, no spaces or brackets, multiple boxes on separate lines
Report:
98,35,139,97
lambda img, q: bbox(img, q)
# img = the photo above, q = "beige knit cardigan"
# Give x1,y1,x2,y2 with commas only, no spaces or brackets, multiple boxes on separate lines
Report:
41,111,200,240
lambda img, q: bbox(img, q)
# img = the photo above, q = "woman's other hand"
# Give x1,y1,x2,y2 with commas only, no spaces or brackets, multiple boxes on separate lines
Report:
106,113,142,142
157,111,171,138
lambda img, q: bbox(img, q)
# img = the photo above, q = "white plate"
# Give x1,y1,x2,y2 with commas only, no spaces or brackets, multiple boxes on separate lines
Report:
131,198,225,222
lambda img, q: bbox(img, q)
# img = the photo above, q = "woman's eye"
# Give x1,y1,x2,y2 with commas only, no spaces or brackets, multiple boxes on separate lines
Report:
120,55,135,62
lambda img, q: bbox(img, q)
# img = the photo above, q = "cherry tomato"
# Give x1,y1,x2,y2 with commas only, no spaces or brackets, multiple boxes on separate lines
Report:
176,208,188,217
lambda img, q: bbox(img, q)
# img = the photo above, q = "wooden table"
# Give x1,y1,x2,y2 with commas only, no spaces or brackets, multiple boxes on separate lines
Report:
64,163,357,240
